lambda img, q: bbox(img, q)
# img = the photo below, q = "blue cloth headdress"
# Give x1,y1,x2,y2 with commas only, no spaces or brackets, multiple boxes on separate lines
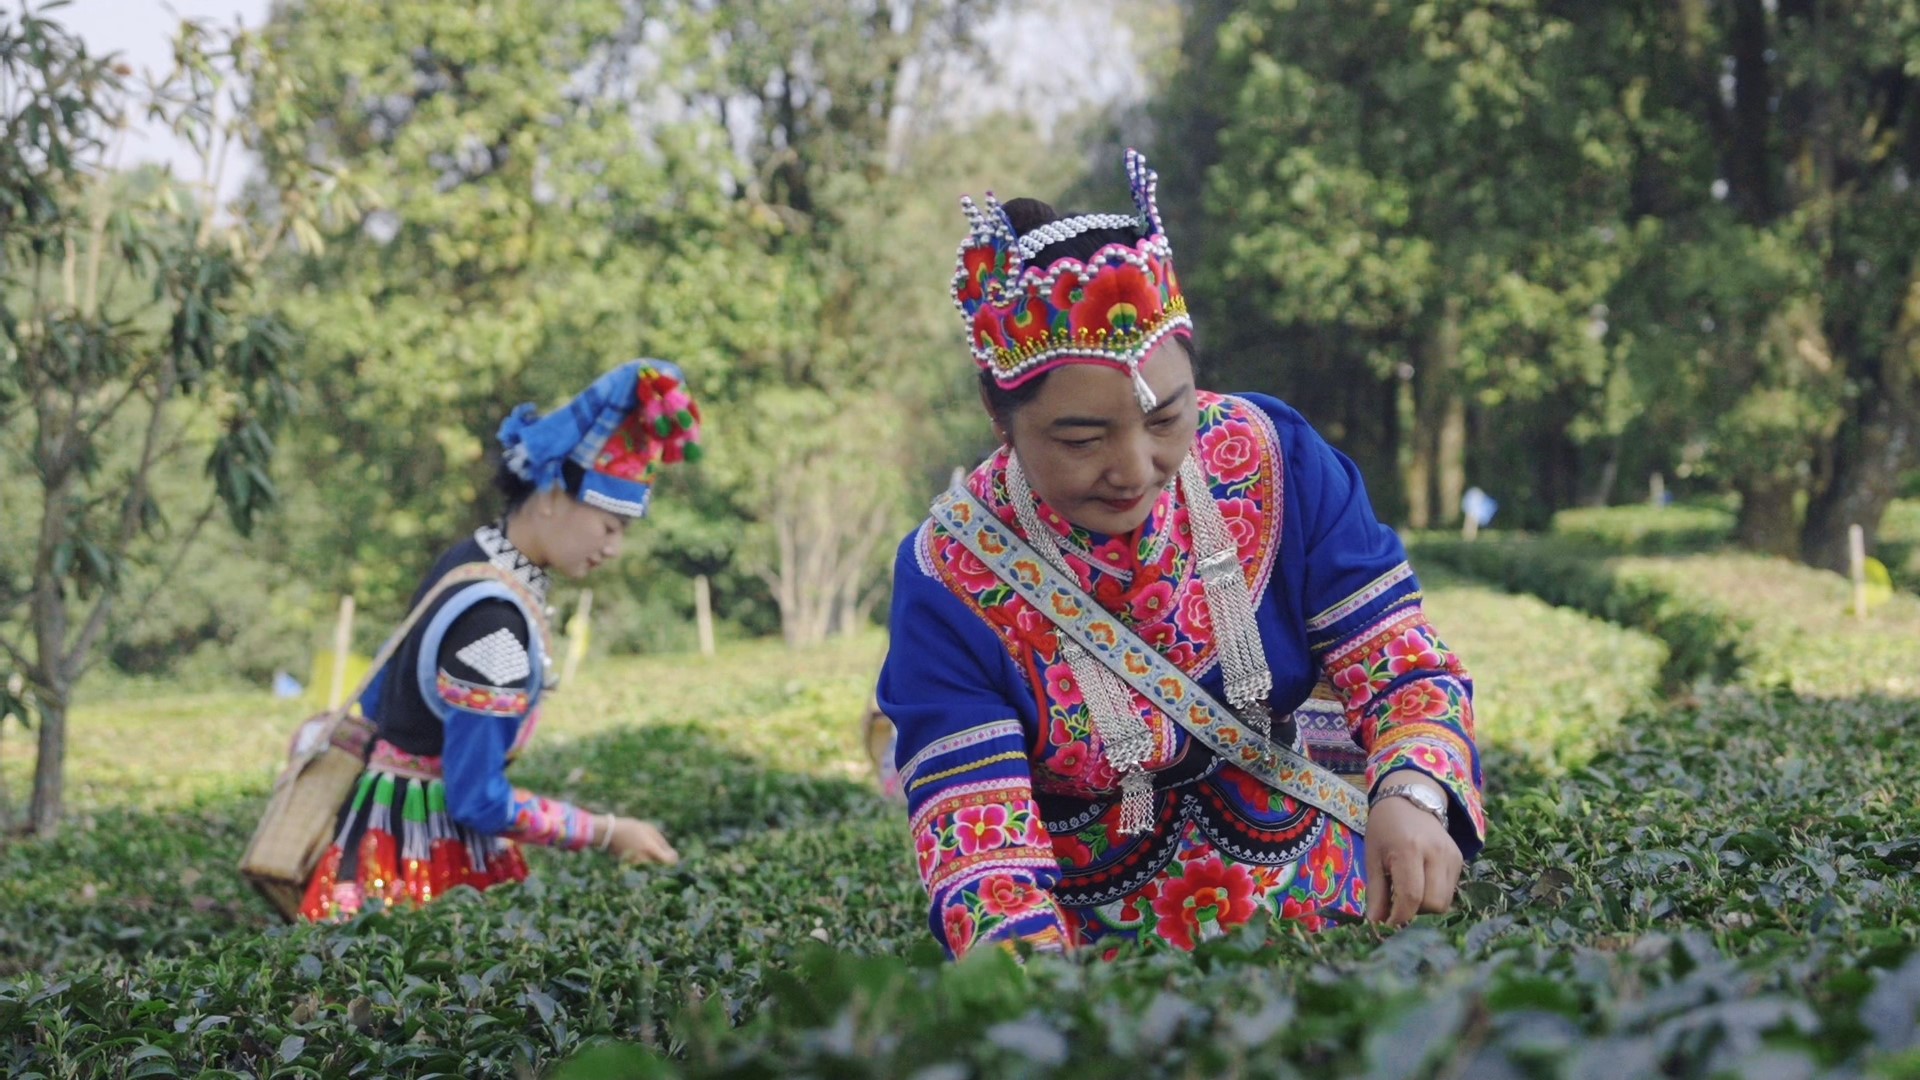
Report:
496,360,703,519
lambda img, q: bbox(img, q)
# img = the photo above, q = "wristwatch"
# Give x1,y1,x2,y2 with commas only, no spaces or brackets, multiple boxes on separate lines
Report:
1372,781,1448,827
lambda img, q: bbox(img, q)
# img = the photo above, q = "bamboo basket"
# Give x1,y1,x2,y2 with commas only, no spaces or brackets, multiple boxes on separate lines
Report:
238,710,376,921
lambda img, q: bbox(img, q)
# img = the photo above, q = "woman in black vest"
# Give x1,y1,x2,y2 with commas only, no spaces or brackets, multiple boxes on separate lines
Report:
300,361,700,920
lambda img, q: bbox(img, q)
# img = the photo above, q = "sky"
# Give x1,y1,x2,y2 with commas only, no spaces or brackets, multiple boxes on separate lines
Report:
50,0,1150,203
54,0,275,201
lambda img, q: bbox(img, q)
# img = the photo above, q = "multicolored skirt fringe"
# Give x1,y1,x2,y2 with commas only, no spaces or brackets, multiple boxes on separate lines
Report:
299,741,527,922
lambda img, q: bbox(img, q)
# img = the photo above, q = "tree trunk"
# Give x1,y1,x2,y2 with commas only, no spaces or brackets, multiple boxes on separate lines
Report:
28,697,66,837
1582,441,1622,508
1404,378,1432,530
1735,477,1801,557
0,722,13,834
1405,303,1465,530
1801,270,1920,572
1437,382,1467,529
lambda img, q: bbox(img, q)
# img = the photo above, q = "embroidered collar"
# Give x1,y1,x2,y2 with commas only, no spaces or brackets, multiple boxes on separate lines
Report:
474,523,552,603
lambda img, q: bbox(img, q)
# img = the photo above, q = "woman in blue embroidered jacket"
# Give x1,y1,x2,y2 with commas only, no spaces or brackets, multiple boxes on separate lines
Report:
879,151,1485,957
301,361,700,921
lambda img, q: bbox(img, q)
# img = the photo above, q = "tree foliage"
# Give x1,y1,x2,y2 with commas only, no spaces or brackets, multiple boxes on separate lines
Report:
1163,0,1920,559
0,3,349,833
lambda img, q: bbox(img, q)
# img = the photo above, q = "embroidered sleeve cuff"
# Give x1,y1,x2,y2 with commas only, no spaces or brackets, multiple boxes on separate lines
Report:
502,787,592,850
1368,735,1485,859
936,874,1072,960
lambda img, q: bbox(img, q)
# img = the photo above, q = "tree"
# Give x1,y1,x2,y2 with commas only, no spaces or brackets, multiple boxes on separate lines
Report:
0,6,345,834
1185,0,1647,529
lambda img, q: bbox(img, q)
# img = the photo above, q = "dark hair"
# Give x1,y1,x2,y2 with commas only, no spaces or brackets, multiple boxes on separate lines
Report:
979,198,1196,420
493,457,587,515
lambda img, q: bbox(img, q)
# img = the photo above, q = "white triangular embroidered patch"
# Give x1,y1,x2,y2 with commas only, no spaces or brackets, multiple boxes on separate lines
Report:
454,627,532,685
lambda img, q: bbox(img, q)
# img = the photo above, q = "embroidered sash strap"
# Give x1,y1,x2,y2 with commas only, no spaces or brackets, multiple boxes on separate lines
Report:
931,484,1369,835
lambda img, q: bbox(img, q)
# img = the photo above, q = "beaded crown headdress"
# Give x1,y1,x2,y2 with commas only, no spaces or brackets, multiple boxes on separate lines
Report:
950,148,1192,411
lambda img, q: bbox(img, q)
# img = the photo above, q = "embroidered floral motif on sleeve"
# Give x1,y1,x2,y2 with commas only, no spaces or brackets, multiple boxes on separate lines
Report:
1318,599,1485,842
908,776,1071,955
435,669,532,717
503,787,592,850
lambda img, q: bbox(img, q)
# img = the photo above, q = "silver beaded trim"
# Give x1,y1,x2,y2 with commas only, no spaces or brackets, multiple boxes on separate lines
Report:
474,524,552,603
1180,455,1274,728
1014,213,1143,260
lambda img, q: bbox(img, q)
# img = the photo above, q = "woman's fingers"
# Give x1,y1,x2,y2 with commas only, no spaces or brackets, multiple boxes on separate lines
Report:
622,821,681,866
1421,847,1461,914
1387,848,1424,927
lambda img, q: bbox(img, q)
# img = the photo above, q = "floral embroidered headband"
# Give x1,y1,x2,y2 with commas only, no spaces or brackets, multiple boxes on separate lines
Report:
950,148,1193,412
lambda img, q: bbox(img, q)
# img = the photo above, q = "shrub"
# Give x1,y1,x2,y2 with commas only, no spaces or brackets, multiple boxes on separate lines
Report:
1421,569,1666,772
1549,504,1736,554
1409,536,1745,688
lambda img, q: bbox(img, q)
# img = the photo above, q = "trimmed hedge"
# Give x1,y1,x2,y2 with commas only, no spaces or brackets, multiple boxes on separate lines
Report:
1549,504,1736,555
1420,569,1666,772
1409,536,1745,688
1412,536,1920,699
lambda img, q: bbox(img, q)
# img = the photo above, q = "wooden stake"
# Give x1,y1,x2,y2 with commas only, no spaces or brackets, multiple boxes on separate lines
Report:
694,574,716,657
1850,523,1869,621
327,595,356,711
562,589,593,687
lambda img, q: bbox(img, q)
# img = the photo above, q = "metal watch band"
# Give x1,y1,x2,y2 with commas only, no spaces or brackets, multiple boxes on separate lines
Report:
1372,782,1448,826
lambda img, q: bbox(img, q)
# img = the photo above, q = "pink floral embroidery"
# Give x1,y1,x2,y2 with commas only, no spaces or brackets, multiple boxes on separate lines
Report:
1045,666,1083,709
1048,741,1092,777
1023,812,1051,847
1174,590,1215,641
1215,496,1262,554
1333,662,1378,707
1140,621,1178,649
943,907,977,953
1385,628,1446,676
916,831,940,876
979,874,1047,917
953,804,1011,855
1129,580,1177,624
949,546,1003,595
1197,418,1262,486
1088,535,1134,570
1161,640,1199,669
1384,682,1451,723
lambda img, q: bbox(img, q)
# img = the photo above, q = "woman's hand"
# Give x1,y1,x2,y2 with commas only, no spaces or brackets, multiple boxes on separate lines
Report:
605,816,681,866
1364,772,1462,927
